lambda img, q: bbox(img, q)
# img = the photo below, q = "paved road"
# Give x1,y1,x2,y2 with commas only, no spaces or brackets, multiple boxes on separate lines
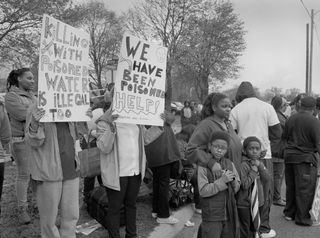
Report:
150,181,320,238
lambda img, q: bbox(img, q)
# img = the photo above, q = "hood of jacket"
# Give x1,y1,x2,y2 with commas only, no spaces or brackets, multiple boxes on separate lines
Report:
235,81,256,103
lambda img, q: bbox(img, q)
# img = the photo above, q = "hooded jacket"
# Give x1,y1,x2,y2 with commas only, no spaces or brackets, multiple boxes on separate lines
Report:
5,87,36,137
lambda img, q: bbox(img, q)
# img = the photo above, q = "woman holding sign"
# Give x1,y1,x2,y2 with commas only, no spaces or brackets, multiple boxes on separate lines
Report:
5,68,36,224
25,103,90,238
96,87,147,238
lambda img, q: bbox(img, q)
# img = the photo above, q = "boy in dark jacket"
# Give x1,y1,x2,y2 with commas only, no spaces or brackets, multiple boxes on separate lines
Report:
237,137,271,238
198,131,240,238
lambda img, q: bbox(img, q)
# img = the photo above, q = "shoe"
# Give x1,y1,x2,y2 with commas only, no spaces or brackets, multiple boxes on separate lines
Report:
18,207,31,225
273,200,286,207
195,209,202,214
312,221,320,227
151,213,157,218
283,214,293,221
156,216,179,224
260,229,276,238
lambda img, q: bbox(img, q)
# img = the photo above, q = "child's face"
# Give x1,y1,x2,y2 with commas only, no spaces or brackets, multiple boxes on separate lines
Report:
245,141,261,160
209,139,228,160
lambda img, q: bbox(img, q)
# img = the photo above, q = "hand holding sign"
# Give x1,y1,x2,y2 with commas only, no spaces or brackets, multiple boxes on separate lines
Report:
32,107,46,122
30,107,46,131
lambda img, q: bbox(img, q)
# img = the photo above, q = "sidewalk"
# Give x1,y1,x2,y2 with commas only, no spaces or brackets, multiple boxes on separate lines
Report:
147,204,195,238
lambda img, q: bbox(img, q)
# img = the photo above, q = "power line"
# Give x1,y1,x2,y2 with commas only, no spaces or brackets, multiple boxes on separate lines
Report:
299,0,311,17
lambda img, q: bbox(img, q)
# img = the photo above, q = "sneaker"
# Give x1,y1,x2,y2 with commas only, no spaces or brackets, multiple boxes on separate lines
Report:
195,209,202,214
283,214,293,221
312,221,320,227
156,216,179,224
18,207,31,225
273,199,286,207
260,229,276,238
151,213,157,218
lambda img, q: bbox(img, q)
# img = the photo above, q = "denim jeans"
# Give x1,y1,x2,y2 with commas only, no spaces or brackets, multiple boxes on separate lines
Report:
12,140,31,208
37,178,80,238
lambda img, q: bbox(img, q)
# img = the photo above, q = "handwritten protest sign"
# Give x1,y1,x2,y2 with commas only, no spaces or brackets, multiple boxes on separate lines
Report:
310,177,320,221
112,33,168,126
38,14,90,122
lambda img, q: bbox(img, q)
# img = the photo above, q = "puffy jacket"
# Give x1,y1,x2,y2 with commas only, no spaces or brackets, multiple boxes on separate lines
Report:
5,87,35,137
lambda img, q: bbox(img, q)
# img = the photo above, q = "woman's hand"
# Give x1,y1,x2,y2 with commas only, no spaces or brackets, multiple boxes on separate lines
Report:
160,110,175,124
86,108,93,119
30,107,45,131
32,107,45,122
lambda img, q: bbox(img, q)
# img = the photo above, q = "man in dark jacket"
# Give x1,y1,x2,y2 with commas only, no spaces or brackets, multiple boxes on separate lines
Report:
282,96,320,226
230,82,282,238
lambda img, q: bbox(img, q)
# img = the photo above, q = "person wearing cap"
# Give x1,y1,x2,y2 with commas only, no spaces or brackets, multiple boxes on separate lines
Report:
282,96,320,226
270,96,288,207
230,82,281,238
290,93,307,116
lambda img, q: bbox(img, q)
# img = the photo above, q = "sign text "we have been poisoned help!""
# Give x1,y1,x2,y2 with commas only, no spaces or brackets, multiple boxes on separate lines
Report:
113,34,168,126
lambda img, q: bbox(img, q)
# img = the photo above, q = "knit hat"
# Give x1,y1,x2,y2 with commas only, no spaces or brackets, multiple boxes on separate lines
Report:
235,81,256,103
209,131,230,145
243,136,261,150
300,96,316,110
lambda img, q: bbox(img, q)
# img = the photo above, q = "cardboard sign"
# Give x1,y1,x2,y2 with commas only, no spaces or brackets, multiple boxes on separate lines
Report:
310,177,320,221
112,33,167,126
38,14,91,122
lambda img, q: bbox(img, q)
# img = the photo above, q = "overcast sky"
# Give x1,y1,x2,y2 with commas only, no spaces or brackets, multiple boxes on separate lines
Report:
95,0,320,93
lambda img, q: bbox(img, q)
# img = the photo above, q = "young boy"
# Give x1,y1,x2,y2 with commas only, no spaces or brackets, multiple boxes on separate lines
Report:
197,131,240,238
236,137,271,238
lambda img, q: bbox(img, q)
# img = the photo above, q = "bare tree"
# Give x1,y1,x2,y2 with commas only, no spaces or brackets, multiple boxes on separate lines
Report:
179,1,246,101
0,0,82,68
80,1,123,91
125,0,201,101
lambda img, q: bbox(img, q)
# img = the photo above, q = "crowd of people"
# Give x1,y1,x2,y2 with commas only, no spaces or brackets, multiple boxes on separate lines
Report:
0,68,320,238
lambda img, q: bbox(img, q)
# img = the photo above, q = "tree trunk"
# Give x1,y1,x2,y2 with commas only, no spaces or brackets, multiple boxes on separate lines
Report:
166,64,173,104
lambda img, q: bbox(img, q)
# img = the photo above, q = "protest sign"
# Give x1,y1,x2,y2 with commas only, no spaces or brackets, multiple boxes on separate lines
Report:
310,177,320,221
38,14,91,122
112,33,168,126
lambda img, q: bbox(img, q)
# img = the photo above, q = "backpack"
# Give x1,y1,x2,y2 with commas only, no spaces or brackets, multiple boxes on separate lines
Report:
86,186,125,228
168,179,194,209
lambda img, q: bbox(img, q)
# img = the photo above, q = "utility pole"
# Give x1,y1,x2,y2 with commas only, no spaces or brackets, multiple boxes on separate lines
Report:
309,9,314,94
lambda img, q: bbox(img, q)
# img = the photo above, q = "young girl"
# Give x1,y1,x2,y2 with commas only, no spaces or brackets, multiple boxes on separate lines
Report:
236,137,271,238
197,131,240,238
